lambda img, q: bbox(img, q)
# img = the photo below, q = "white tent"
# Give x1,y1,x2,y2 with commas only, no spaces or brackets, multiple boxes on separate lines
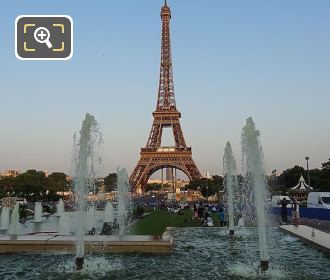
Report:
291,175,313,191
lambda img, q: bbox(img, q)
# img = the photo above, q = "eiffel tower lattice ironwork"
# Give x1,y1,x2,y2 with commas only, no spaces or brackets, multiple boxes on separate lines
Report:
129,1,201,191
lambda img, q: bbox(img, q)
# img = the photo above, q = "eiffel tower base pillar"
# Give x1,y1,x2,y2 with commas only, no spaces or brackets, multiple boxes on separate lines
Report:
136,185,142,195
175,185,180,201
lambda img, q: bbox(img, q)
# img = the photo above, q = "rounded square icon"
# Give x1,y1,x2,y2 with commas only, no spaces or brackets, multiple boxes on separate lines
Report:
15,15,73,60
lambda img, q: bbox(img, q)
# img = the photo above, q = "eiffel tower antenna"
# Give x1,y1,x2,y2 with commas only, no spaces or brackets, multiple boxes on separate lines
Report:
130,1,201,192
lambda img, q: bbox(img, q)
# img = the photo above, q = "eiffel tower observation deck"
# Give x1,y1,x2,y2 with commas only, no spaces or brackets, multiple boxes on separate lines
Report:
130,0,201,192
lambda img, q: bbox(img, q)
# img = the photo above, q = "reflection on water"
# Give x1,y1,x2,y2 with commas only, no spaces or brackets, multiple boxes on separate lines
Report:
0,227,329,280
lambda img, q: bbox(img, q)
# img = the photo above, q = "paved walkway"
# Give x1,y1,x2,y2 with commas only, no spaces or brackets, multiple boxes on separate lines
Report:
278,224,330,255
299,218,330,234
272,214,330,233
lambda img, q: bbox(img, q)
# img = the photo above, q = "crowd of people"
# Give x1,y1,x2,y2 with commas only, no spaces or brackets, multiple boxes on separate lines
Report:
192,202,228,227
100,219,119,235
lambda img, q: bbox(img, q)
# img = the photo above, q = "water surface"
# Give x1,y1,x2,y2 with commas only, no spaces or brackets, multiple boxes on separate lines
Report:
0,227,328,279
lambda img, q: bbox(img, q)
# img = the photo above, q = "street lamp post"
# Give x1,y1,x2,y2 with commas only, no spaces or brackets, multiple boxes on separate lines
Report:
206,185,209,202
271,169,277,190
305,156,311,187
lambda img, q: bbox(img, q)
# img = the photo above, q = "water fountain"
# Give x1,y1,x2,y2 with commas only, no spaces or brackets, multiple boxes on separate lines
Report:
0,207,10,231
1,113,328,278
223,141,237,236
72,113,100,270
104,202,114,223
237,217,244,228
56,199,65,217
59,212,71,235
117,167,131,236
241,117,269,272
0,113,173,259
85,206,96,232
8,204,20,237
34,202,43,223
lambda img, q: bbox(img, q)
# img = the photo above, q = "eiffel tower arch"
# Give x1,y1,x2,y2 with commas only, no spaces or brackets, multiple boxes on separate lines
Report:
130,1,201,192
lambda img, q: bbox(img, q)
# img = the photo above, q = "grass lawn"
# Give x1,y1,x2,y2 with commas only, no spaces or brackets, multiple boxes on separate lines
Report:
130,209,221,235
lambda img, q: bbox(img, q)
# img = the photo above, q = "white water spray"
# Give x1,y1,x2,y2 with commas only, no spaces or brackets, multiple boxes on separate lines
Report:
8,204,20,235
104,202,114,223
34,202,43,223
73,113,100,270
223,141,237,236
241,117,269,270
117,168,131,236
85,206,96,231
59,212,71,235
0,207,10,230
56,199,65,217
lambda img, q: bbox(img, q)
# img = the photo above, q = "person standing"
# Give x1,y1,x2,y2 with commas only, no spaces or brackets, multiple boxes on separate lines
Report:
291,197,300,225
280,198,288,224
197,203,203,219
218,207,225,227
193,203,198,219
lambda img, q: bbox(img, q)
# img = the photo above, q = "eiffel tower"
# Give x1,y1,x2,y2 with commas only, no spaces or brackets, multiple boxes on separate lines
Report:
130,0,201,192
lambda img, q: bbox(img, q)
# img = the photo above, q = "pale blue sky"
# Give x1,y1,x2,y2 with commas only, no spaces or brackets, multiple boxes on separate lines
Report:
0,0,329,177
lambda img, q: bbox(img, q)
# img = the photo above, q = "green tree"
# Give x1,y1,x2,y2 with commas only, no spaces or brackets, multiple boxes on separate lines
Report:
277,165,305,190
15,170,47,201
185,176,223,199
0,176,16,196
104,173,117,192
308,159,330,191
47,172,68,192
322,158,330,170
276,162,330,192
320,158,330,191
199,179,211,198
0,170,65,201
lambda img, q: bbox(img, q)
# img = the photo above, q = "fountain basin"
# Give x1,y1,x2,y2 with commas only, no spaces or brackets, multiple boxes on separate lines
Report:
0,230,173,254
0,228,329,279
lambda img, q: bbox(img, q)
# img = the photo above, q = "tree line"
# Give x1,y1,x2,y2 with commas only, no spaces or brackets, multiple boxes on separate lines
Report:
270,158,330,193
0,170,118,202
0,170,68,201
1,158,329,201
183,158,330,198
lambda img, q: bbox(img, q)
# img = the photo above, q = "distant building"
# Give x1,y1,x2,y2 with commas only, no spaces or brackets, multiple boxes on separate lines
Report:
96,177,105,184
148,177,189,186
148,178,163,185
56,190,73,199
0,170,21,178
66,175,73,181
205,171,211,179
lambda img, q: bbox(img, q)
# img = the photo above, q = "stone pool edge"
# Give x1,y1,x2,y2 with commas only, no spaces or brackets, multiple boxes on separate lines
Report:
0,227,174,254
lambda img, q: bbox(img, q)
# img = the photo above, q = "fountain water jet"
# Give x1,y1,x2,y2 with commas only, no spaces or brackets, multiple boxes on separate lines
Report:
8,204,20,236
56,199,65,217
73,113,100,270
59,212,71,235
117,167,131,236
85,206,96,231
34,202,43,223
223,141,237,236
0,207,10,231
104,202,114,223
237,217,244,228
241,117,269,271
